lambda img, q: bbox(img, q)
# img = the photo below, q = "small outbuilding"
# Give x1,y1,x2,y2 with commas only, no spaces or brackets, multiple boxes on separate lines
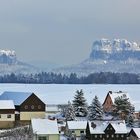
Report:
66,121,87,137
31,118,60,140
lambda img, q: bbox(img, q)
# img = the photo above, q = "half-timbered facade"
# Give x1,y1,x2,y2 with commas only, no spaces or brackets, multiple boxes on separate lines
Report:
86,120,128,140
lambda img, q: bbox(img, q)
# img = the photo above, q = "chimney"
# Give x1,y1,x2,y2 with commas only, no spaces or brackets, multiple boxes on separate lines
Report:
91,122,96,129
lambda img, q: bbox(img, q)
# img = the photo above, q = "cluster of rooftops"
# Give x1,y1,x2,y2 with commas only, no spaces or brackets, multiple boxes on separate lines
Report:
31,118,140,140
0,90,139,140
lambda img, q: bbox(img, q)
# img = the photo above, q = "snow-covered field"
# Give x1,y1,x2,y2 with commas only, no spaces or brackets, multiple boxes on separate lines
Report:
0,84,139,105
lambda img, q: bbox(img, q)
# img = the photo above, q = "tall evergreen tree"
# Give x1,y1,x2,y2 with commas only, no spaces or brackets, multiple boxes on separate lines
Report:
88,95,104,120
126,113,134,127
65,101,75,121
113,96,134,120
73,89,87,117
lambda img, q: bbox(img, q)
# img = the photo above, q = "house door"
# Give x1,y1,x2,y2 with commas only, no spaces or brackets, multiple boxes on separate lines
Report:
15,114,20,121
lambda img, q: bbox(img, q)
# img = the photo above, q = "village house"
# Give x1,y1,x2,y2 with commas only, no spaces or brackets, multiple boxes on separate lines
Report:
0,100,15,128
0,91,46,123
31,118,60,140
129,128,140,140
66,121,87,137
86,120,128,140
102,91,130,113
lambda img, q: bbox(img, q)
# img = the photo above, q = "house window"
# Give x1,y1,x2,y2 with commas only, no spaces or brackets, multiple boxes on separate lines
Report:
80,130,84,134
38,105,41,109
7,114,11,118
94,135,97,138
71,130,75,134
121,135,124,138
106,134,109,138
100,135,102,138
25,105,28,109
111,134,114,138
116,134,119,138
38,136,47,140
31,105,35,109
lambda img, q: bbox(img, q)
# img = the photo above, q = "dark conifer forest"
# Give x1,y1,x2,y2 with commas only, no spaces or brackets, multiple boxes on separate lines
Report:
0,72,139,84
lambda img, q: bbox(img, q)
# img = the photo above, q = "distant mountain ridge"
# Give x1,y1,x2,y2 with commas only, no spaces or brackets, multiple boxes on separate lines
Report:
53,38,140,75
0,50,17,64
0,50,40,75
90,38,140,61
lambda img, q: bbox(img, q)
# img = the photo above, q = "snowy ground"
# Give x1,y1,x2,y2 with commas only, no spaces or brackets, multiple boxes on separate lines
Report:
0,84,139,107
0,125,31,140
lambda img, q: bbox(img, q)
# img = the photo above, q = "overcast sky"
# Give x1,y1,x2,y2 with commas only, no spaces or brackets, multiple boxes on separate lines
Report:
0,0,140,65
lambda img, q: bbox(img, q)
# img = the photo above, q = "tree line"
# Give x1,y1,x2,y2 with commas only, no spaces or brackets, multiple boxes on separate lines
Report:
0,72,139,84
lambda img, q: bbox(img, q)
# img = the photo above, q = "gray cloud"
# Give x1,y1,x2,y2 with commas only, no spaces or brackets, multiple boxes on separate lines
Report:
0,0,139,65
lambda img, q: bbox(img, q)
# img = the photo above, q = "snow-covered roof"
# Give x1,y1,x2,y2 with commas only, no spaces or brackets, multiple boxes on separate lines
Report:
132,128,140,138
88,120,127,134
108,91,130,104
67,121,87,130
0,100,15,109
88,121,106,134
31,118,59,135
0,91,32,105
111,121,127,133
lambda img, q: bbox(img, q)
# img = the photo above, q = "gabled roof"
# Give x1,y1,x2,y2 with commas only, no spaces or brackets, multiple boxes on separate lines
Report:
103,91,130,105
31,118,59,135
0,91,32,106
88,120,127,134
67,121,87,130
110,121,127,133
131,128,140,138
0,100,15,109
